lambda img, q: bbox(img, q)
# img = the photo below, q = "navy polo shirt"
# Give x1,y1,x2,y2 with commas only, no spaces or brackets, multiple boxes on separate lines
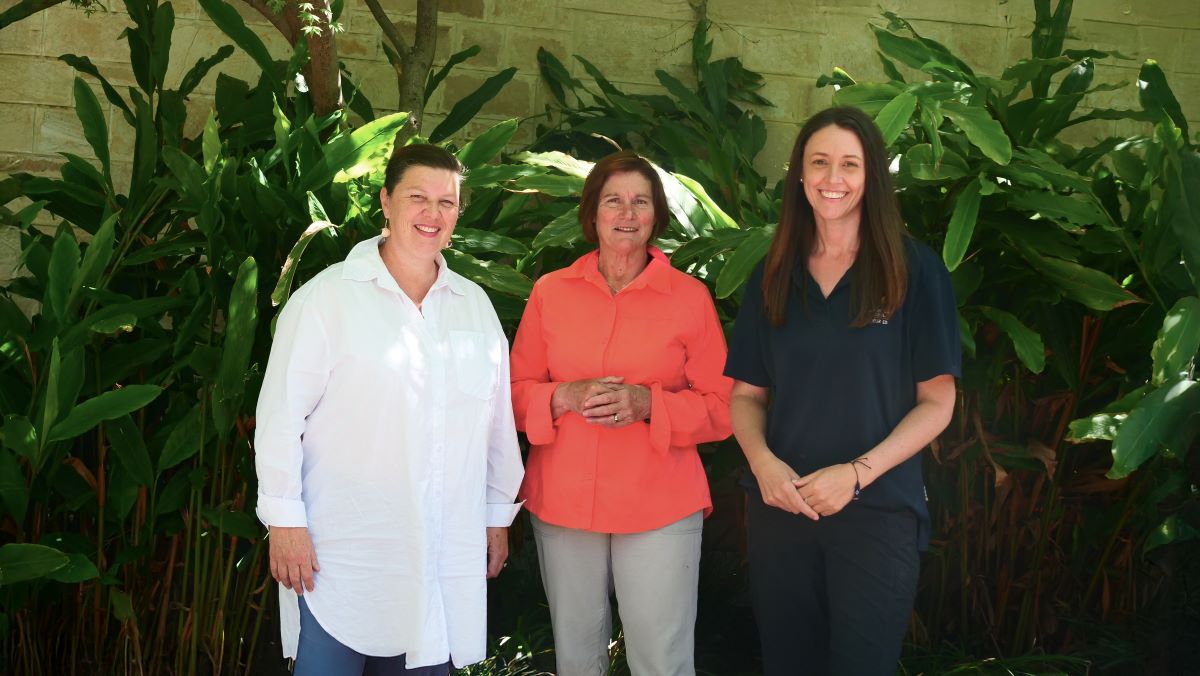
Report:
725,238,961,550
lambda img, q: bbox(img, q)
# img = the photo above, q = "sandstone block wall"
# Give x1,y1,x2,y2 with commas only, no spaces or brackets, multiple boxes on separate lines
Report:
1,0,1198,280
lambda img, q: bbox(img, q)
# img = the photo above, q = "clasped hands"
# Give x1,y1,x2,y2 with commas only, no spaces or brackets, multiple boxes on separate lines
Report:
750,455,860,520
553,376,650,428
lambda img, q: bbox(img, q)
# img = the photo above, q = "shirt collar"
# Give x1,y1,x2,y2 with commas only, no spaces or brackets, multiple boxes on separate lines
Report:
564,246,673,295
341,234,465,296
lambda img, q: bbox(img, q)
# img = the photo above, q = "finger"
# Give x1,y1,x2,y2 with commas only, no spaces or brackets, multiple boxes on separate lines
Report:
597,376,625,385
288,564,304,595
301,562,316,593
310,548,320,573
796,496,821,520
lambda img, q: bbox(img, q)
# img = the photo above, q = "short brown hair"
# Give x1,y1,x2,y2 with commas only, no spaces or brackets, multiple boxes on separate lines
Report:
578,150,670,244
384,142,464,192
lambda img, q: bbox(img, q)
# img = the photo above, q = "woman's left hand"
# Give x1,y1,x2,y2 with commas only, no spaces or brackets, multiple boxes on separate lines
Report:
793,463,858,517
581,383,651,427
486,527,509,579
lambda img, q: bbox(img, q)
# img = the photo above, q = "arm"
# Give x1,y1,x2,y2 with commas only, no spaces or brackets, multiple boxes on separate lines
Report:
731,380,818,519
254,293,330,592
486,334,525,578
794,374,956,516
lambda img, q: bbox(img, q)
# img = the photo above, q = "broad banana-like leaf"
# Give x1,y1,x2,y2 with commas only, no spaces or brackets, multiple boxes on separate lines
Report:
0,543,69,586
1151,296,1200,385
212,256,258,437
943,177,982,271
1109,378,1200,479
48,384,163,442
979,306,1045,373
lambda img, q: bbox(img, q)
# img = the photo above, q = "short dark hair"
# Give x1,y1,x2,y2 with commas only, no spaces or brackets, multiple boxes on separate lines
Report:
383,143,464,192
761,106,909,327
578,150,670,244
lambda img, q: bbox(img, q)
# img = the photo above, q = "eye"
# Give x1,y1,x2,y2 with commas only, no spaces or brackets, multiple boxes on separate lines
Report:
603,196,622,206
408,194,427,203
439,199,458,210
634,198,650,207
811,158,827,166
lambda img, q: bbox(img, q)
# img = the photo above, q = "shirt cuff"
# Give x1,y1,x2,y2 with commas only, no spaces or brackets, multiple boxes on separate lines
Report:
256,495,308,528
647,381,671,454
523,383,560,445
487,500,524,527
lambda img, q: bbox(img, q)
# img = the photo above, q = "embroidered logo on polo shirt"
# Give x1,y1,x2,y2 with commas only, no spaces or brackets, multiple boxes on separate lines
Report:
870,307,890,325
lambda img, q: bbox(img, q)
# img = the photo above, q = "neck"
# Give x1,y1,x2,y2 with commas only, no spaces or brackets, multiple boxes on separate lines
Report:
812,215,861,259
597,246,650,293
379,238,439,305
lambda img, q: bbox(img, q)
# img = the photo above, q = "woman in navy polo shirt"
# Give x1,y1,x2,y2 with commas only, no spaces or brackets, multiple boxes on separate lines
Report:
726,106,960,675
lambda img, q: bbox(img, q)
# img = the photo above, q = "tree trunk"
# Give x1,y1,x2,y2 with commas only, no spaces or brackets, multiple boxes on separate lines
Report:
363,0,440,136
241,0,343,118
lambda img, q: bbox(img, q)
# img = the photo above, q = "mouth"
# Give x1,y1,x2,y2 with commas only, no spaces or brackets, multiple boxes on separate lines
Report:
819,190,848,199
413,224,440,237
613,226,640,233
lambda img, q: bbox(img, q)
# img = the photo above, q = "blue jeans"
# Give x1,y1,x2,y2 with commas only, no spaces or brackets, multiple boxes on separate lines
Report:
294,597,452,676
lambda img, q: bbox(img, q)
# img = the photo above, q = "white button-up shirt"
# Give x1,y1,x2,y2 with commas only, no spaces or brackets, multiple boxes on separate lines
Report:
254,235,524,667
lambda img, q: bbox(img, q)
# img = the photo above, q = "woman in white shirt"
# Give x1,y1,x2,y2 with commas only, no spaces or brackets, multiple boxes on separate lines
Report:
254,143,525,675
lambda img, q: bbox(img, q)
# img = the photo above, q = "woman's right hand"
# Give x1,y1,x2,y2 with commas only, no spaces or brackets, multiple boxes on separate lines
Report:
551,376,624,419
269,526,320,594
749,453,820,520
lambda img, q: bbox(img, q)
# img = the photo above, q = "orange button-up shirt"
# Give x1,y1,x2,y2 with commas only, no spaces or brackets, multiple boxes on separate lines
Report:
510,247,733,533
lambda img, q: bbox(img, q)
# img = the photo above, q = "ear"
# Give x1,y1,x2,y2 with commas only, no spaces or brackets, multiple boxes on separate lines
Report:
379,187,392,212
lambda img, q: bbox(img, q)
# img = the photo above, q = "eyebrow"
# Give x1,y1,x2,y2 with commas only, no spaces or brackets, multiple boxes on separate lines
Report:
809,151,863,160
602,192,652,198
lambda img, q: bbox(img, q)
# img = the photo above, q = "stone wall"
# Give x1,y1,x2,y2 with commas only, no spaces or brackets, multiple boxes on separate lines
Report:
1,0,1198,279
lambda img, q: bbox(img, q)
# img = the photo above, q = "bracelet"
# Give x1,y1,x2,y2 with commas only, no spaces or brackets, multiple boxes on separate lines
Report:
848,457,873,500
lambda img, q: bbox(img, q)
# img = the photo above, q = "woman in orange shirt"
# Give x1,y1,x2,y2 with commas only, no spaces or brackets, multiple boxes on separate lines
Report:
510,150,733,676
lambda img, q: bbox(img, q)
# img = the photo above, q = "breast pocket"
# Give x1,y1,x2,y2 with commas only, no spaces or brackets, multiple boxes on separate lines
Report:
449,330,500,400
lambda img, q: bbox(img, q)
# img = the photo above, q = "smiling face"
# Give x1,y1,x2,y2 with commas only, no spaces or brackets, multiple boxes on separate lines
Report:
802,124,866,229
593,171,656,254
379,165,461,262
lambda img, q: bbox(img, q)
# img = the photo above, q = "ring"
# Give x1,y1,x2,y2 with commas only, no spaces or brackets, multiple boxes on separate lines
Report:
613,413,619,423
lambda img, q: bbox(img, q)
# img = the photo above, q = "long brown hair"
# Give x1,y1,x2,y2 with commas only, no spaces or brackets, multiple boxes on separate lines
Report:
761,106,908,327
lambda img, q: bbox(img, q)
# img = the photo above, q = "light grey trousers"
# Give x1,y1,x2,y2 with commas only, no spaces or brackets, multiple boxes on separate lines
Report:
530,511,703,676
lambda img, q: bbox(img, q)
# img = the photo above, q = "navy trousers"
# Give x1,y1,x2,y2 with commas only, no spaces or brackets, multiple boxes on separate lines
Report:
747,497,920,676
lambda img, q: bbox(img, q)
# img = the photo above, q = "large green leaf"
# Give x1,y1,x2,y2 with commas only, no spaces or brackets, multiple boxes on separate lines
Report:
1,416,37,462
874,91,917,145
158,405,203,472
44,553,99,583
1020,249,1141,311
509,174,584,197
48,385,163,442
0,448,27,523
1151,296,1200,385
451,228,528,256
426,45,482,102
442,249,533,298
202,507,262,540
1144,514,1200,554
105,415,155,486
272,221,338,307
716,226,775,299
514,151,593,178
301,112,410,191
943,177,982,271
0,543,69,585
212,257,258,436
70,213,118,312
1164,150,1200,290
457,118,518,170
942,102,1012,165
429,68,517,143
1008,190,1109,229
72,77,110,182
979,306,1045,373
530,206,582,251
672,173,739,230
1138,59,1189,140
1109,379,1200,479
197,0,279,90
904,143,969,181
833,83,904,116
45,223,80,325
